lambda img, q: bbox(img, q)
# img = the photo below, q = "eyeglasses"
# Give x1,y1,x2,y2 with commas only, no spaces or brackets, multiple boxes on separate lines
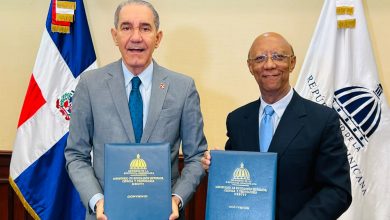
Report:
248,53,294,64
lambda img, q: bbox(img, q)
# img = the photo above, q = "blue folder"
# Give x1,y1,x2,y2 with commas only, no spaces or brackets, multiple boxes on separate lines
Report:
104,143,171,219
206,150,277,220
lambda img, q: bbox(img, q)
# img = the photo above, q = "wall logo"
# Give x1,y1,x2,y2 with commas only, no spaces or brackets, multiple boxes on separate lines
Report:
332,84,382,151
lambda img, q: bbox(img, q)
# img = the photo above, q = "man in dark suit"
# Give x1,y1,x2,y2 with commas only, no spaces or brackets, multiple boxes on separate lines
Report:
65,1,207,220
202,32,351,219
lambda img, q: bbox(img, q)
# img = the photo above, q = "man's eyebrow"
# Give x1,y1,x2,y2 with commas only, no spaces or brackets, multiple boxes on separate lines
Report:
119,21,130,27
139,22,152,27
119,22,153,27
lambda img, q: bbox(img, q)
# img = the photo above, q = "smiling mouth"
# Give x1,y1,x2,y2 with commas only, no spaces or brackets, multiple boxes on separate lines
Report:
263,73,279,77
127,48,145,53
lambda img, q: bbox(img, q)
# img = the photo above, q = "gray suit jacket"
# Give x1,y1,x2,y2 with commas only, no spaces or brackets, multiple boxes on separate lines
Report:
65,60,207,219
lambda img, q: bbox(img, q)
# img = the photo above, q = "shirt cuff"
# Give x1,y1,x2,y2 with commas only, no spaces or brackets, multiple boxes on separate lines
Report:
89,193,104,213
172,194,183,209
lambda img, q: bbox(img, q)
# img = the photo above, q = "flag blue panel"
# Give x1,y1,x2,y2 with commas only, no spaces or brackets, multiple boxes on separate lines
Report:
45,0,96,78
15,134,85,220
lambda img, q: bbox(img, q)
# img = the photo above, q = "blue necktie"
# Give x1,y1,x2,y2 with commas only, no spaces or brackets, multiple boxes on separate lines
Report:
129,77,143,143
260,105,275,152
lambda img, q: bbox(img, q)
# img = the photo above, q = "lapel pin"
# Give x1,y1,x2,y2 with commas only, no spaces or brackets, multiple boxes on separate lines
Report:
159,83,165,89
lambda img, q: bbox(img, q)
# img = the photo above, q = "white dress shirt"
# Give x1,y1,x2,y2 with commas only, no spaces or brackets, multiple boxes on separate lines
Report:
259,88,294,135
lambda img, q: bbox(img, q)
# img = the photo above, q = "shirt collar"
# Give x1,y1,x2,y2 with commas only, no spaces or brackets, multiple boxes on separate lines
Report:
260,88,294,118
122,60,153,90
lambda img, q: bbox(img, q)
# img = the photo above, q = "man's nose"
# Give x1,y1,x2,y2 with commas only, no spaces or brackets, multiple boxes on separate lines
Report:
130,29,142,42
263,56,277,68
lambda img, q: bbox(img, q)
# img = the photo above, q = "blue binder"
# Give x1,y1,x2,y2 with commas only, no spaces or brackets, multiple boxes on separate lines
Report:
104,143,171,219
206,150,277,220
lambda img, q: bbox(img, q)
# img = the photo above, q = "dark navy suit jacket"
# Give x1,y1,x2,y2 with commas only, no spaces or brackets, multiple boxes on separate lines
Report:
225,91,352,220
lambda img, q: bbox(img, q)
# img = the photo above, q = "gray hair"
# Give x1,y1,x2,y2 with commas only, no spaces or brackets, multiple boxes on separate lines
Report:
114,0,160,30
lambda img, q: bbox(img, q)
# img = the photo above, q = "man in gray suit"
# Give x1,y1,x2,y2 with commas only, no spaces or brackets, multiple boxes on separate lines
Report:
64,1,207,219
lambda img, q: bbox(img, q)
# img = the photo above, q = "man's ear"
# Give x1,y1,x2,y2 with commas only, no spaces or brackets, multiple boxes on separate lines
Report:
289,56,296,72
111,28,118,46
155,30,163,48
247,61,254,75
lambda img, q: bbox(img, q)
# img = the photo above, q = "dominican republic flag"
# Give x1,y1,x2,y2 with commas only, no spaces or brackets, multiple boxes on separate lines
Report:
9,0,96,219
295,0,390,219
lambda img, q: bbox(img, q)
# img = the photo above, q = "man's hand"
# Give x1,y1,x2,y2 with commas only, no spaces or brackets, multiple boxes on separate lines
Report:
201,151,211,171
96,199,107,220
169,195,181,220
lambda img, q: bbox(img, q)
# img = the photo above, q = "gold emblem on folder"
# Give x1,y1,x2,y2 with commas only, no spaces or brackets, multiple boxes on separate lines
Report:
129,154,148,176
112,153,164,187
230,163,251,186
213,162,268,198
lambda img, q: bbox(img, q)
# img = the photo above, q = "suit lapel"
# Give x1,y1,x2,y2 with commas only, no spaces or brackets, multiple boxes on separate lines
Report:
243,100,261,152
141,63,168,143
106,60,136,142
269,91,306,156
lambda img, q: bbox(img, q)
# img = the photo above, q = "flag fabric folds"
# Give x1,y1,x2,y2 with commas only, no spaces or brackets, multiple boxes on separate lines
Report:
295,0,390,219
9,0,96,219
